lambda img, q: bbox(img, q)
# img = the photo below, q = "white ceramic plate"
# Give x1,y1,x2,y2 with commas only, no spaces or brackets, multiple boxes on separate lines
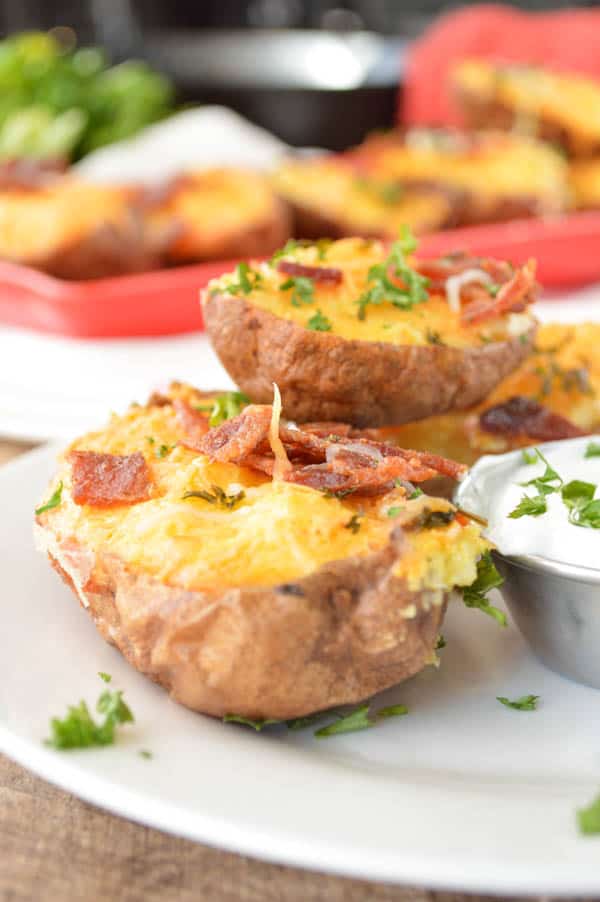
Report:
2,446,600,895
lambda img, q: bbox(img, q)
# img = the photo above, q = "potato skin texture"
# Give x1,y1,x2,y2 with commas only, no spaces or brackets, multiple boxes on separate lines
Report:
204,291,537,427
38,526,446,721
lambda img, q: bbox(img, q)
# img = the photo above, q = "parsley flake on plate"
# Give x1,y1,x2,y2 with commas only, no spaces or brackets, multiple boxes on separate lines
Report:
356,225,429,321
508,494,548,519
35,481,63,516
584,440,600,459
497,694,539,711
578,793,600,836
315,702,408,738
461,551,507,627
46,675,134,750
223,714,281,731
521,448,538,465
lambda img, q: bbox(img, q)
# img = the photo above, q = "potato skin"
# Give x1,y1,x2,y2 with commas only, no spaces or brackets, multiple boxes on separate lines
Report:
38,525,445,721
204,292,537,427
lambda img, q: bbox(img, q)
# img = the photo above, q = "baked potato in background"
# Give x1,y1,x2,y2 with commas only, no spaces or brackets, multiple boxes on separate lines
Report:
378,323,600,465
203,234,538,428
452,60,600,160
145,168,291,265
34,384,487,721
271,156,455,240
0,176,167,280
569,158,600,210
348,127,569,226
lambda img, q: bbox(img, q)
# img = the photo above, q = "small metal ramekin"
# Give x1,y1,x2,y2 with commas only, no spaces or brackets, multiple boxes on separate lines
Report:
456,465,600,691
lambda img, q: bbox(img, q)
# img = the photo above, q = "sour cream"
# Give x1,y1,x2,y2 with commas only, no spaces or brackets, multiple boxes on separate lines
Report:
456,436,600,570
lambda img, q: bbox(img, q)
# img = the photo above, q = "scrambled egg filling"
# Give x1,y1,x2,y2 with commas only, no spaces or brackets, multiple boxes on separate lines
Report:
39,393,486,593
209,237,533,348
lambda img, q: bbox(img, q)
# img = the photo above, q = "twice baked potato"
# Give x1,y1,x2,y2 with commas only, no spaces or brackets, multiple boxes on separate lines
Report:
203,234,538,427
348,127,569,225
271,156,454,240
34,383,487,720
452,60,600,159
379,322,600,465
145,168,291,265
0,176,167,280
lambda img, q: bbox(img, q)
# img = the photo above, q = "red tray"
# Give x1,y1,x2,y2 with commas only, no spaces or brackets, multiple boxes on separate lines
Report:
2,212,600,339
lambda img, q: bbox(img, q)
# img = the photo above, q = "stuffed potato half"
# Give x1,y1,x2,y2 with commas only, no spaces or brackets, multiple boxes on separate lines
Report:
35,384,487,721
203,235,538,427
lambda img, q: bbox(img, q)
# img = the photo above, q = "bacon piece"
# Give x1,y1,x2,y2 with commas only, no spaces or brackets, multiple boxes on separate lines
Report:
461,260,537,324
479,396,586,442
174,399,210,450
69,451,153,507
198,405,272,462
277,260,343,285
298,421,374,439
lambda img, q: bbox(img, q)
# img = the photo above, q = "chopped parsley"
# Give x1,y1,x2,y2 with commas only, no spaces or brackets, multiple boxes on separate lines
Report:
409,487,424,499
223,714,281,731
183,485,245,510
585,441,600,458
497,694,539,711
226,261,262,295
139,749,153,759
519,449,562,496
195,391,249,427
509,448,600,529
46,675,134,750
98,672,112,683
356,225,429,320
462,552,507,627
307,309,332,332
155,443,174,459
279,275,315,307
508,494,548,519
425,328,444,346
487,283,501,298
323,487,357,500
578,794,600,835
343,513,362,534
286,712,330,731
271,238,332,263
315,702,408,738
435,634,447,650
562,481,600,529
508,448,562,518
387,506,403,518
417,508,456,529
35,481,63,516
146,436,155,445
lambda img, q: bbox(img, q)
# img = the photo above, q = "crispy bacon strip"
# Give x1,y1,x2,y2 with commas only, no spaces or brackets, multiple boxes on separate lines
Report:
69,451,153,507
461,260,537,324
479,396,586,441
198,405,273,462
194,407,466,495
174,400,210,450
277,260,343,284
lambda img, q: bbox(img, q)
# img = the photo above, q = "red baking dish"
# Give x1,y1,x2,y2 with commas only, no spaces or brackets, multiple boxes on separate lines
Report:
2,212,600,339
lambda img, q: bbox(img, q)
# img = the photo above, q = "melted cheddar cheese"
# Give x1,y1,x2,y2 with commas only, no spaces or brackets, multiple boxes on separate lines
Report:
454,60,600,155
569,159,600,209
380,323,600,464
148,168,280,261
37,388,486,593
0,179,134,263
356,128,568,210
272,158,451,236
207,237,534,349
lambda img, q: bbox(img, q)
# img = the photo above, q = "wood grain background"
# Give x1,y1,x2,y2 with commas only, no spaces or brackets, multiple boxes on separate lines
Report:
0,440,591,902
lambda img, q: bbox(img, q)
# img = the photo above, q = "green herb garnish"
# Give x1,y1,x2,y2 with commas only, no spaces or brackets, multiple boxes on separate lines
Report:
280,275,315,308
307,309,332,332
315,702,408,738
578,794,600,835
521,448,538,464
182,485,245,510
562,481,600,529
139,749,153,759
98,672,111,683
196,391,249,427
418,508,456,529
519,448,562,495
425,328,444,346
585,441,600,458
497,694,539,711
35,481,63,516
387,506,403,518
223,714,281,731
46,676,134,749
226,261,262,295
508,448,562,518
409,487,424,499
508,494,548,519
155,443,174,459
356,225,429,320
343,513,362,534
462,552,507,627
435,634,447,650
487,283,501,298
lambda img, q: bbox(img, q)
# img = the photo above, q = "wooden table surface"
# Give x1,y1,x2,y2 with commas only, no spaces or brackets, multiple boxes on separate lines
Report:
0,439,587,902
